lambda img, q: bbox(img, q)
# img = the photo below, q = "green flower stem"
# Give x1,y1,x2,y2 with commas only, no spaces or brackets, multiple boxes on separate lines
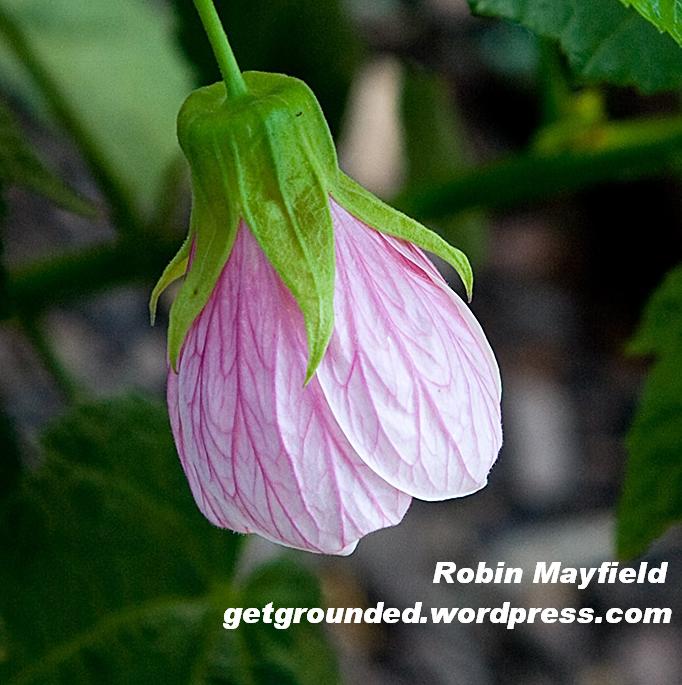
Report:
0,8,142,234
537,39,575,126
6,236,180,319
19,315,79,403
3,113,682,320
193,0,247,101
398,114,682,221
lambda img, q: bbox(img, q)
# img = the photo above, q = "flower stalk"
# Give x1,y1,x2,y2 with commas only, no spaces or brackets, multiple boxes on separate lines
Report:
192,0,247,101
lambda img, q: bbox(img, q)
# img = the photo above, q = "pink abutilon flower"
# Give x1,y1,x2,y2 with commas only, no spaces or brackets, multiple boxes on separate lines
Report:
166,198,502,555
152,64,502,555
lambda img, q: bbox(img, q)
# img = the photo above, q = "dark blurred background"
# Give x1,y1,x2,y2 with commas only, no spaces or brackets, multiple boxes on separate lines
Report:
1,1,680,683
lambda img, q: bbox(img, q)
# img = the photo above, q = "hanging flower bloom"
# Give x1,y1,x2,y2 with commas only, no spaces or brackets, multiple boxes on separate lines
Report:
152,0,502,554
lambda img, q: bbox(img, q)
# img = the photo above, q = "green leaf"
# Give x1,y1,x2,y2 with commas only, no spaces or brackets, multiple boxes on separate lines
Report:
0,99,93,214
233,560,340,685
334,173,474,300
0,397,239,684
618,265,682,558
628,263,682,357
620,1,682,47
0,0,194,219
0,397,338,683
469,0,682,92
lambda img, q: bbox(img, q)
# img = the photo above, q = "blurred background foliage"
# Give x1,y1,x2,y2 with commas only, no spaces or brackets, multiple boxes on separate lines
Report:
0,0,680,683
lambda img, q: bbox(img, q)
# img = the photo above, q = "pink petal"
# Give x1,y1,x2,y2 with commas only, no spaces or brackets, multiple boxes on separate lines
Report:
316,199,502,500
168,222,411,555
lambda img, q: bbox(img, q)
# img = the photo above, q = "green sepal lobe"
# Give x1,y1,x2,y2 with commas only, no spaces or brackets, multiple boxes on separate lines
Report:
228,75,336,382
166,174,239,371
149,225,194,327
333,173,473,300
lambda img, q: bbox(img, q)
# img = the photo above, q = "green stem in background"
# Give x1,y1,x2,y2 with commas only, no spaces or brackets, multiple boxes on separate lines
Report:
4,113,682,318
193,0,247,101
20,315,79,404
0,8,142,234
0,402,21,497
398,114,682,221
537,39,575,126
6,235,180,319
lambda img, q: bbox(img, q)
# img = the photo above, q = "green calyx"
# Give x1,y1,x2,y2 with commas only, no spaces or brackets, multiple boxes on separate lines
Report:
152,72,474,381
152,72,338,379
